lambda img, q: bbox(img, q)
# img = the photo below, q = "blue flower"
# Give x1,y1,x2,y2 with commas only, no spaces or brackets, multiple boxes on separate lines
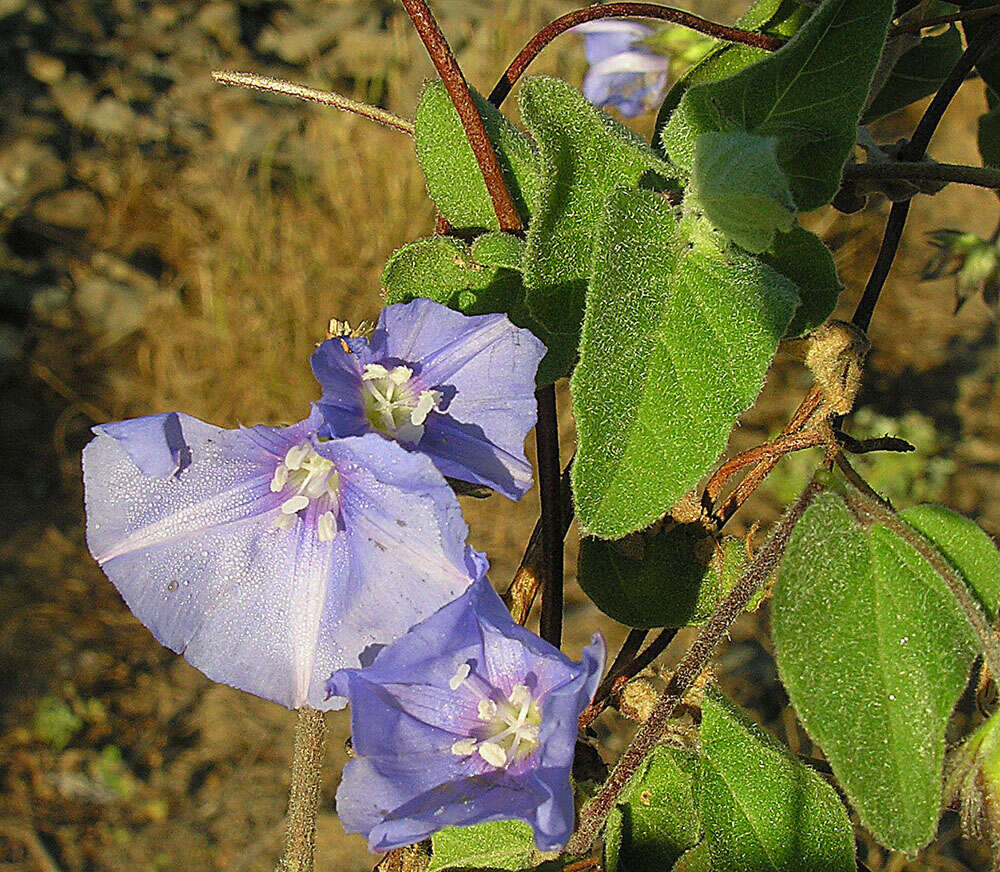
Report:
328,576,605,853
575,20,670,118
310,299,546,501
83,406,481,711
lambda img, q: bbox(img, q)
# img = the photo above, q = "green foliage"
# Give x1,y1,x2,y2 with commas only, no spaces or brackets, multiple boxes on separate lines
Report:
653,0,811,144
758,224,842,336
662,0,894,211
962,1,1000,96
518,76,674,348
772,491,980,851
381,232,573,385
570,187,797,538
689,131,796,254
671,843,711,871
862,27,963,123
429,820,540,872
901,504,1000,619
33,695,83,750
604,746,701,872
697,691,855,872
93,745,138,800
414,81,539,230
578,525,743,628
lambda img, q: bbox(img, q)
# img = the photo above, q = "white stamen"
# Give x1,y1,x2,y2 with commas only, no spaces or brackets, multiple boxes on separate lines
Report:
270,464,289,492
318,511,336,542
449,662,471,691
478,699,498,721
281,495,310,514
388,365,413,385
284,443,310,470
478,742,507,767
451,739,477,757
362,363,389,380
509,684,531,710
410,390,441,426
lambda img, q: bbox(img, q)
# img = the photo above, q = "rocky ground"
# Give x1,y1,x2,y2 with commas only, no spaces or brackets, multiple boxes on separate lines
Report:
1,0,999,869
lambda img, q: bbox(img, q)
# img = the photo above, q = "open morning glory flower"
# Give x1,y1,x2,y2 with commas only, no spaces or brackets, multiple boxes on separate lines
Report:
310,298,546,501
329,576,605,853
83,406,481,711
575,20,670,118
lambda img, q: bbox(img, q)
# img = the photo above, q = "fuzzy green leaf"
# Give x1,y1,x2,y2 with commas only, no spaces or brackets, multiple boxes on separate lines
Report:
653,0,811,145
414,81,539,230
671,842,711,872
690,131,796,253
697,691,855,872
758,224,842,336
579,527,745,628
663,0,894,211
862,27,963,123
901,504,1000,619
571,187,797,538
604,746,701,872
429,820,538,872
518,76,675,345
772,491,980,852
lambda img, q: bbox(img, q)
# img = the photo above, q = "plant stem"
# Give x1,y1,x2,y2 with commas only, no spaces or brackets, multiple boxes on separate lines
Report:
566,480,825,856
536,384,564,648
841,486,1000,682
890,4,1000,35
503,460,573,625
275,709,327,872
843,160,1000,192
211,71,415,134
852,15,1000,332
399,0,522,231
489,2,783,107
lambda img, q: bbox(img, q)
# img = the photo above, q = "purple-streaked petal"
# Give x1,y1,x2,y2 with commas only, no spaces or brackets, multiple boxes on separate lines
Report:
309,341,369,438
574,19,653,65
93,413,193,478
583,51,669,118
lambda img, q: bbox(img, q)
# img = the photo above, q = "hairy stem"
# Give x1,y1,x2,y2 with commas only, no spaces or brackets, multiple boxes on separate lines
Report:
489,2,783,107
852,15,1000,332
843,160,1000,192
275,709,327,872
399,0,522,231
567,480,825,855
536,385,564,647
211,71,414,134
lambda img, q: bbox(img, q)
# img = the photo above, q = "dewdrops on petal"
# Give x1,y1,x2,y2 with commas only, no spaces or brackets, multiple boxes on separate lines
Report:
311,298,546,501
328,576,605,853
82,406,480,711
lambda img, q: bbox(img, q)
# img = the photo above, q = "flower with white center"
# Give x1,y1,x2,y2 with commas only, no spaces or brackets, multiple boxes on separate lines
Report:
328,576,605,853
574,20,670,118
311,298,546,501
83,406,483,710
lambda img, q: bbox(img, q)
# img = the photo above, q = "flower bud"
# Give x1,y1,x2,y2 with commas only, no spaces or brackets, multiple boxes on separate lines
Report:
945,710,1000,856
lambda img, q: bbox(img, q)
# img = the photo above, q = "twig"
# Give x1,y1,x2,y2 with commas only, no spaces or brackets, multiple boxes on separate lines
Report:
834,430,914,455
275,709,327,872
399,0,522,231
566,480,825,855
890,4,1000,35
210,71,414,135
489,2,783,107
852,16,1000,332
579,627,679,729
843,160,1000,192
503,460,573,625
0,820,63,872
535,385,564,647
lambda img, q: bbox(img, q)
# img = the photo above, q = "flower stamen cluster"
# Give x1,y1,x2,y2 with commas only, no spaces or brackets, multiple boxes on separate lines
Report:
360,363,442,444
270,441,341,540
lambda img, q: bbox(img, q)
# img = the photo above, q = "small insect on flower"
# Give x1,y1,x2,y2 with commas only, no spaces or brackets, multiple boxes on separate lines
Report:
83,406,482,710
311,299,546,501
329,575,605,853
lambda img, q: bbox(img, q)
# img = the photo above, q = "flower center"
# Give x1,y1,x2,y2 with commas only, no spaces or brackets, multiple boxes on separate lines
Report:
270,441,340,541
448,663,541,768
361,363,442,445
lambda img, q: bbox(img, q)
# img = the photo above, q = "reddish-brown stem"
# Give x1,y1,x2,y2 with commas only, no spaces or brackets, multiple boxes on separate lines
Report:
579,627,678,729
400,0,522,231
489,2,784,107
567,480,825,855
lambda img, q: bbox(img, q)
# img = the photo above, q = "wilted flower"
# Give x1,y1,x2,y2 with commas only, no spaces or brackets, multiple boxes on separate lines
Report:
83,406,480,710
923,229,1000,314
329,576,605,853
945,709,1000,857
574,20,670,118
311,299,546,501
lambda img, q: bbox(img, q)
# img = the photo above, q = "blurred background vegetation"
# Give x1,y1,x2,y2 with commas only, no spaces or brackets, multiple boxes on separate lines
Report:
1,0,999,869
